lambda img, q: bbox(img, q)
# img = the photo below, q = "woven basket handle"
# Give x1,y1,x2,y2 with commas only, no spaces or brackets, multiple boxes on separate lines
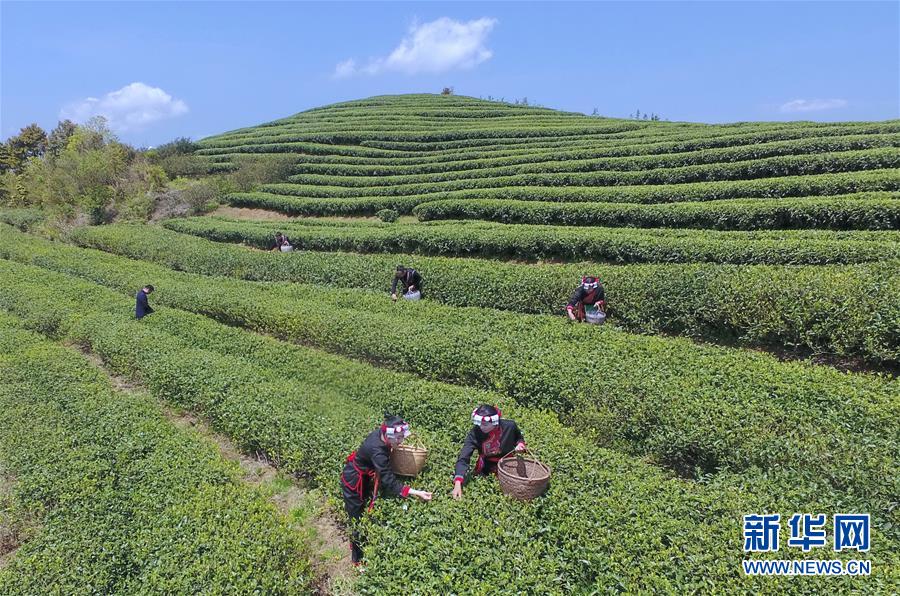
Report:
499,449,537,463
502,445,537,457
501,445,537,458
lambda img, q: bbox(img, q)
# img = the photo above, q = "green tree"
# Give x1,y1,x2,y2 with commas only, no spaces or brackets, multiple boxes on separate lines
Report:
47,120,78,157
66,116,116,153
5,117,185,223
155,137,198,159
149,136,207,178
18,121,126,217
0,143,9,174
4,123,48,171
14,174,27,206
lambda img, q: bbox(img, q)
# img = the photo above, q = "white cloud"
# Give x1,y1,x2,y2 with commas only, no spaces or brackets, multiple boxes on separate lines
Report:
334,59,358,79
334,17,497,78
779,98,848,113
60,82,188,132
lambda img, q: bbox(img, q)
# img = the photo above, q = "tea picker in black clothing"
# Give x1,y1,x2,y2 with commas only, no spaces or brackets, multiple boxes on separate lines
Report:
566,276,606,323
451,405,526,500
340,415,433,564
391,265,423,301
135,285,154,319
272,231,293,252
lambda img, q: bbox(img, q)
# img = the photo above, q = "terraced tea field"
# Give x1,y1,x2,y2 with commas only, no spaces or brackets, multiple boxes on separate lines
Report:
1,95,897,593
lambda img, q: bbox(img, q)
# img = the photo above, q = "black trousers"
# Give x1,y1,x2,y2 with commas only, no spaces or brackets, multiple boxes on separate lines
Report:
341,464,374,563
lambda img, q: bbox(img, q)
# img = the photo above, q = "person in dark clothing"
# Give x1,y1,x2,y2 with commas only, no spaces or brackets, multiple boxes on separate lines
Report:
271,232,293,252
451,405,526,500
566,276,606,322
135,285,154,319
341,415,432,564
391,265,423,301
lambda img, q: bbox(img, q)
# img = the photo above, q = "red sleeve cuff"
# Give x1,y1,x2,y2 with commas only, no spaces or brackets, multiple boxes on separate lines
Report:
400,485,410,498
453,476,464,484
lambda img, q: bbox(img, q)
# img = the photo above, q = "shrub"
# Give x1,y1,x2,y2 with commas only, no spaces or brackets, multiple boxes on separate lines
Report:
228,155,297,191
179,180,221,215
412,192,900,231
69,222,900,364
376,208,399,223
0,315,311,593
164,215,900,265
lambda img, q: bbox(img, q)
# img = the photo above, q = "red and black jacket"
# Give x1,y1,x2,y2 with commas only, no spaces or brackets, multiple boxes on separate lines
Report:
566,284,606,311
453,419,526,483
342,429,410,507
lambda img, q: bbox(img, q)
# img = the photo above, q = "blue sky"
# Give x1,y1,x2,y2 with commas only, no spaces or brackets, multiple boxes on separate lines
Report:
2,1,898,147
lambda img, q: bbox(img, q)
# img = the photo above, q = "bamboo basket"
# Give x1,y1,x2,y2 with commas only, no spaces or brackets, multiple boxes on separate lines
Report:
390,434,428,476
497,452,551,500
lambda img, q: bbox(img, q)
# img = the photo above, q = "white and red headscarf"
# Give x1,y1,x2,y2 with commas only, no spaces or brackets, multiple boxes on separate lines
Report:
381,420,411,440
581,276,600,290
472,407,501,427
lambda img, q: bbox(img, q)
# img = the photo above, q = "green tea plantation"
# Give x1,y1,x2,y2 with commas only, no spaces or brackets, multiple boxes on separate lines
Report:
1,95,897,594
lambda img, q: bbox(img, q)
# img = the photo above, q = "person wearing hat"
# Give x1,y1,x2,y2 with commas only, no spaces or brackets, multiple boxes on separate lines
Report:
340,415,433,564
391,265,423,301
135,285,155,319
566,276,606,322
451,405,526,500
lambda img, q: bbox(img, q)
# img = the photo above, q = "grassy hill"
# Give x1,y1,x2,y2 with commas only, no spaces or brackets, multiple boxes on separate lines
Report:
195,94,900,223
